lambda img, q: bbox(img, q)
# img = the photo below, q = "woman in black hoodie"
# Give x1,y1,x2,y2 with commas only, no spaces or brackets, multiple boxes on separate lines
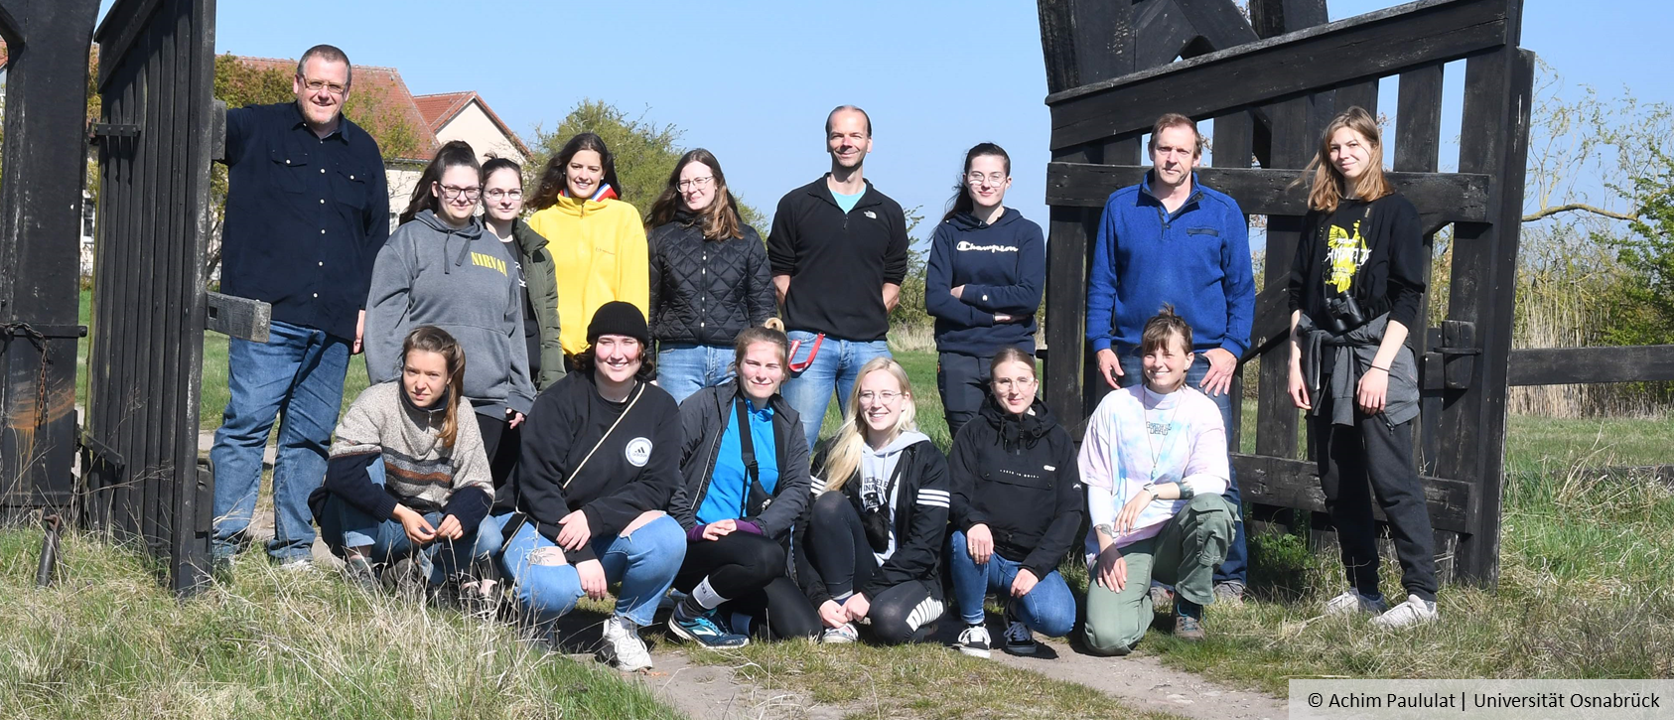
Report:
665,323,821,648
924,143,1045,438
946,347,1082,658
793,357,951,645
501,302,685,672
647,149,776,405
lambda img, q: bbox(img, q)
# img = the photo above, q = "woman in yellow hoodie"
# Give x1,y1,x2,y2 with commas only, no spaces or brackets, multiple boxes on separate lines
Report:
527,133,650,363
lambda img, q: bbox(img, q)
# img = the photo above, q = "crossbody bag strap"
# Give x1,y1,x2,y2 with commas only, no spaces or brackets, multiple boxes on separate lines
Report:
562,382,646,490
735,396,772,515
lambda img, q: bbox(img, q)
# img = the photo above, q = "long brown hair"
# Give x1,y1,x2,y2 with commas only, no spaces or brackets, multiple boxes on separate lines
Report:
529,132,622,210
401,140,481,226
1301,106,1394,213
942,142,1011,223
647,149,744,240
401,326,467,448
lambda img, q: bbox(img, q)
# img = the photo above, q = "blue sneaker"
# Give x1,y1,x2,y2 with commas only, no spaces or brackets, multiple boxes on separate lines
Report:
667,608,750,650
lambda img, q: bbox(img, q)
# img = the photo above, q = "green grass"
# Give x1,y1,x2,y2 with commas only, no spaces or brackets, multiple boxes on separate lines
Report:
0,529,680,720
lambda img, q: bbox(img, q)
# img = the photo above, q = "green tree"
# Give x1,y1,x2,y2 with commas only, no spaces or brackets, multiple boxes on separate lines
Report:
887,206,930,330
1603,146,1674,345
526,100,764,228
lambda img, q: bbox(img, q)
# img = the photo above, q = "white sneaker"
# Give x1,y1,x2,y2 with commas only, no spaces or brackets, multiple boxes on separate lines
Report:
600,615,653,671
1324,589,1389,616
1371,595,1439,629
956,624,992,658
821,622,859,644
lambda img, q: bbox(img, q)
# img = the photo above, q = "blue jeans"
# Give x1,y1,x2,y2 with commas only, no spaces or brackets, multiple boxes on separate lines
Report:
501,513,685,627
947,530,1077,637
657,343,734,406
315,459,487,584
211,319,351,561
780,331,892,451
1117,352,1248,585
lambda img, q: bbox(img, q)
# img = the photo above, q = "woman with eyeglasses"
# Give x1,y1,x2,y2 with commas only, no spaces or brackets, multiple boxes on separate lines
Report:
792,357,950,645
527,133,649,367
924,143,1045,439
946,347,1082,659
366,142,535,582
646,149,776,405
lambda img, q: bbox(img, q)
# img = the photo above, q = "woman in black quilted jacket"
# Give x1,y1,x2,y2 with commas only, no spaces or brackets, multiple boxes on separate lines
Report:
647,149,776,405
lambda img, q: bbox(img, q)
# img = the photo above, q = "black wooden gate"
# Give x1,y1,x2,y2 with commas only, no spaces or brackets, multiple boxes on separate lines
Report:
0,0,101,523
1038,0,1534,584
82,0,220,595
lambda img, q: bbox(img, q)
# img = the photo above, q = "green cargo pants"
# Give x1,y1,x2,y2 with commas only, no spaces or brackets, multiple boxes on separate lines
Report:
1083,493,1236,656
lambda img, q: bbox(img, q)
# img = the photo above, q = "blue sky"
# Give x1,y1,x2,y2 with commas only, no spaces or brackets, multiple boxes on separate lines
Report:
99,0,1673,236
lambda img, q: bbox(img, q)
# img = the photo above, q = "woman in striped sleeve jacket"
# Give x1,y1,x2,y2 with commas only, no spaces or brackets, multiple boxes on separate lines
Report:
792,357,952,645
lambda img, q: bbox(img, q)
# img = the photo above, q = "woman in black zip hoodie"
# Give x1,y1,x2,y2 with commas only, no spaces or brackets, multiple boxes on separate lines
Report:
925,143,1045,438
665,323,821,648
501,302,684,672
947,347,1083,658
793,357,951,645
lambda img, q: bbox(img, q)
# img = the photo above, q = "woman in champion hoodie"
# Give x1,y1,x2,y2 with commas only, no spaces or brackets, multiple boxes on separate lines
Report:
527,132,650,361
1079,307,1236,655
925,143,1045,439
947,347,1083,659
794,356,951,645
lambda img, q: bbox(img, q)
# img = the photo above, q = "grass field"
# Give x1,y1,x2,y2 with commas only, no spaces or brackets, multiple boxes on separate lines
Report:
64,291,1674,713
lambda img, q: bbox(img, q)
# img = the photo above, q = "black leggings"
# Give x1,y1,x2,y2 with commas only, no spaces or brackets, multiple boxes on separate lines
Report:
474,412,520,491
804,491,944,644
675,531,821,640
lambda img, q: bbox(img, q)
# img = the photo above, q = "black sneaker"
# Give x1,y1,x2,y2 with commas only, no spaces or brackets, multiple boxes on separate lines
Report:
1001,604,1037,656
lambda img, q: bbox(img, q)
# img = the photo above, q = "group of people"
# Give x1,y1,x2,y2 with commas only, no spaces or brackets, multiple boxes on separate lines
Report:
207,44,1441,673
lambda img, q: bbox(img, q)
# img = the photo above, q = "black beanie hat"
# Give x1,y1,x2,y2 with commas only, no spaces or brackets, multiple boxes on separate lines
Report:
587,301,651,346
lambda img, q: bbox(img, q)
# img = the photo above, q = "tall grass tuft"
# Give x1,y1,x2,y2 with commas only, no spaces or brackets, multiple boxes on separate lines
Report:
0,529,681,720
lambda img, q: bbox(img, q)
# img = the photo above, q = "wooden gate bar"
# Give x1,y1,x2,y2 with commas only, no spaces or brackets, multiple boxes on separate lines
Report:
1047,0,1518,149
1507,346,1674,386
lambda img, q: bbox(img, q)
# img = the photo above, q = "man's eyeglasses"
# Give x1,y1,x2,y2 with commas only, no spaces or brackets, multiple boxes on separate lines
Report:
966,172,1008,186
438,185,481,201
857,390,903,404
485,189,523,201
300,78,347,97
677,176,715,191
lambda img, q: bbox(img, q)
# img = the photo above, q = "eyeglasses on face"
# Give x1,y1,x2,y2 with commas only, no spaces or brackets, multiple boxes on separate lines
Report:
677,176,715,191
966,171,1008,186
484,189,523,201
300,78,347,97
438,184,481,201
857,390,903,404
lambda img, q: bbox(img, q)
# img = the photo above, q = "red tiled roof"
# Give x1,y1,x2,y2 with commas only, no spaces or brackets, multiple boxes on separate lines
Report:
235,56,441,160
412,90,532,157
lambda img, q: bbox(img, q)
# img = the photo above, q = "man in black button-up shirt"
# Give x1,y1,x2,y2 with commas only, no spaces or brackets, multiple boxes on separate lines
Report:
210,44,389,568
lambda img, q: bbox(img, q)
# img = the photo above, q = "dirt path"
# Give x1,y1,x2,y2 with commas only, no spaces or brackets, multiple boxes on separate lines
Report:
640,653,852,720
985,637,1287,719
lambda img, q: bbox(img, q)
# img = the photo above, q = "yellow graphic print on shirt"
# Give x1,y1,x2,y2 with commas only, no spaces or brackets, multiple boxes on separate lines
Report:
471,251,508,277
1325,219,1370,293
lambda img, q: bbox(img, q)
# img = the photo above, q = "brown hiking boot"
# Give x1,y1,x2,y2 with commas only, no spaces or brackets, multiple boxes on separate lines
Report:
1174,613,1206,641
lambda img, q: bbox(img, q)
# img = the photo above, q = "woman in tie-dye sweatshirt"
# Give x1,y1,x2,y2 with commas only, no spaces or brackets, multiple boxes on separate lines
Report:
1078,306,1237,655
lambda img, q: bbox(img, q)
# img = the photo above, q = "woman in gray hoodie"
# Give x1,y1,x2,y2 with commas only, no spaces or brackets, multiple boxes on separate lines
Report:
365,140,535,512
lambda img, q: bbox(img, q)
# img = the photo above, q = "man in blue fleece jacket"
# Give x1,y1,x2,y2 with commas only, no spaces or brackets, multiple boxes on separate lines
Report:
1084,113,1255,600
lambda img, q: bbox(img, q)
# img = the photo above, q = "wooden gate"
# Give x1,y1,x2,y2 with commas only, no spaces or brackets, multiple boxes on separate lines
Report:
1038,0,1534,584
82,0,221,594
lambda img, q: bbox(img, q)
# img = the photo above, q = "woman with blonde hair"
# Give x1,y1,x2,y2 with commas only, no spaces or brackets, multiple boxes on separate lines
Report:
647,149,776,404
792,357,950,644
1287,106,1438,629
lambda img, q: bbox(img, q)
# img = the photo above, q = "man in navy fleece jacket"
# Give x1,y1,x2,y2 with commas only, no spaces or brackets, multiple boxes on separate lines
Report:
1084,113,1255,599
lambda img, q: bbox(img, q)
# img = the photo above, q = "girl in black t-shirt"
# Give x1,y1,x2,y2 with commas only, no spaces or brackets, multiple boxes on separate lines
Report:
1286,106,1439,629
